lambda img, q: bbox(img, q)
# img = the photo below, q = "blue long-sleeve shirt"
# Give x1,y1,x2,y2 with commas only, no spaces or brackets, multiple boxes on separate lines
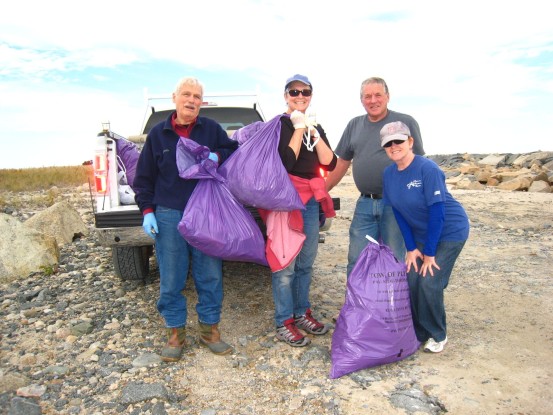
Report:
383,155,469,255
133,111,238,213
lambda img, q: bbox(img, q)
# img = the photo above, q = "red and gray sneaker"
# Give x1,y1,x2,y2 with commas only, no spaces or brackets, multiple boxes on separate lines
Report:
294,308,329,335
276,318,311,347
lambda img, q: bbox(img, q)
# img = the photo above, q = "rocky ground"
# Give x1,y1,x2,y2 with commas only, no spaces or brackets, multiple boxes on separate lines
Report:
1,175,552,415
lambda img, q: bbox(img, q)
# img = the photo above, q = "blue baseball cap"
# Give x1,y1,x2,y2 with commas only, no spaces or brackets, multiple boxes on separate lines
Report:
285,74,312,91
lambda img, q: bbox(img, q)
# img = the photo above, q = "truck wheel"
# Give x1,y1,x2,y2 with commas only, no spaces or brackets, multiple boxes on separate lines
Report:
112,246,150,280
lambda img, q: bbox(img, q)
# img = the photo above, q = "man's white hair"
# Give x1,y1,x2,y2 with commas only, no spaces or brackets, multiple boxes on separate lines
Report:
174,77,204,96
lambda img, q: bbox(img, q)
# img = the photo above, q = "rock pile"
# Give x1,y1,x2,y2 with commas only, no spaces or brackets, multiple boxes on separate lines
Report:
428,151,553,192
0,200,89,284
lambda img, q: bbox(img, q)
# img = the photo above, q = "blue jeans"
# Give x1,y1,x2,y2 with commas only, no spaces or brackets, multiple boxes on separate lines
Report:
272,198,319,327
408,240,466,342
154,206,223,328
347,196,406,277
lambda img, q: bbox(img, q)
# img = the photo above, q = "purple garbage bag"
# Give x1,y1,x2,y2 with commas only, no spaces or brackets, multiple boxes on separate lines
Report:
176,138,268,266
330,237,420,379
231,121,264,145
219,115,304,211
115,137,140,187
176,135,212,180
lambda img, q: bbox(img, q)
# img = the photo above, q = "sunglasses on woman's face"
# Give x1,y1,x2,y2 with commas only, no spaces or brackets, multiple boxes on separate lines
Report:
287,89,312,97
383,139,407,148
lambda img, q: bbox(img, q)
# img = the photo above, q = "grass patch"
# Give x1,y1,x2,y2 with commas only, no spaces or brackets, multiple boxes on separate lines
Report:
0,165,92,192
0,165,93,210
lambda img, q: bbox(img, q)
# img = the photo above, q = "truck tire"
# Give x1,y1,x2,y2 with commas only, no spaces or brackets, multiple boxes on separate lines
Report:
112,246,150,280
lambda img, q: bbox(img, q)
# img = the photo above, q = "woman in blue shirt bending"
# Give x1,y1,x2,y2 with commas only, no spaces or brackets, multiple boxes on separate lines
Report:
381,121,469,354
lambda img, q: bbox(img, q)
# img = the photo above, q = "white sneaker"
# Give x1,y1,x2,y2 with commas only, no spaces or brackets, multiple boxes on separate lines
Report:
423,337,448,353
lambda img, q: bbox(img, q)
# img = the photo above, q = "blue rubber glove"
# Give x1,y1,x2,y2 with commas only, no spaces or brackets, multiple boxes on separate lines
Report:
142,212,158,239
208,152,219,164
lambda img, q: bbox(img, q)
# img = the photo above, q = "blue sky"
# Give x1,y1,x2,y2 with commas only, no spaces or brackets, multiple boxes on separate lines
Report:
1,0,552,169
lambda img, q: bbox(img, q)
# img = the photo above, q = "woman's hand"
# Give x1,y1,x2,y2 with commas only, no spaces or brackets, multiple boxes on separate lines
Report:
309,127,320,140
419,255,440,277
290,110,306,129
406,249,441,277
406,249,423,273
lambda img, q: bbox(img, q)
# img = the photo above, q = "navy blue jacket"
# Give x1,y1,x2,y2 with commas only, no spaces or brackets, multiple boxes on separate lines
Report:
133,112,238,213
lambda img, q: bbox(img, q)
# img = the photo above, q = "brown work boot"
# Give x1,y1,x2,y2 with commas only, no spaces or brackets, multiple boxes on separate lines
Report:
160,327,187,362
198,322,233,355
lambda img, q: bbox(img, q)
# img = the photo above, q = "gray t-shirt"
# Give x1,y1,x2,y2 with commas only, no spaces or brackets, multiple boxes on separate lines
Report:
334,109,425,195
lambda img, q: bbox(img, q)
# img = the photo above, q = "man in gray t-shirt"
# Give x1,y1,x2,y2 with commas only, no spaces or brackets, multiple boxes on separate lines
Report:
327,77,425,277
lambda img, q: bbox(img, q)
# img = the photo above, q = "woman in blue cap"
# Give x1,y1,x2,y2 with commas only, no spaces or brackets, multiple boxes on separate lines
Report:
268,74,338,347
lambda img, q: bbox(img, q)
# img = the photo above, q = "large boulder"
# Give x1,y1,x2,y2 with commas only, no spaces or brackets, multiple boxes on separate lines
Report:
496,175,534,191
478,154,507,167
0,214,59,283
528,180,552,193
23,200,88,246
512,151,553,168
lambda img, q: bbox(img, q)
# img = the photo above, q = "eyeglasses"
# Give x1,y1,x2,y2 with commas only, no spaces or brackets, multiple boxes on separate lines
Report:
287,89,312,97
383,139,407,148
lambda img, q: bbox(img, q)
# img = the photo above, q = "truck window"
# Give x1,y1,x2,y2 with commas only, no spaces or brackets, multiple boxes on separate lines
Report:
142,107,264,135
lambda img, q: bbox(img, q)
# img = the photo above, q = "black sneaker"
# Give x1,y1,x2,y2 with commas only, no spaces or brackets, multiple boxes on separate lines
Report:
276,318,311,347
295,308,329,335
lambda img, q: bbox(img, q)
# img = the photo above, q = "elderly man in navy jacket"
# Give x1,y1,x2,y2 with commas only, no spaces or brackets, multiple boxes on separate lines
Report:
133,76,238,362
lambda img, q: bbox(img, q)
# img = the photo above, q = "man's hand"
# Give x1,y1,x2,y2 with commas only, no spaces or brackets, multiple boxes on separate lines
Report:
142,212,158,239
208,152,219,164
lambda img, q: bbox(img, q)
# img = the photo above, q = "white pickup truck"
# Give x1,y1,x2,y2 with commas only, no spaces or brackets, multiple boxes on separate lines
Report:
92,94,339,281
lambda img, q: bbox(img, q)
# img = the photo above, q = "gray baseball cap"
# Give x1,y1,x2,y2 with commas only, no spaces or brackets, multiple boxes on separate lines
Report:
380,121,411,147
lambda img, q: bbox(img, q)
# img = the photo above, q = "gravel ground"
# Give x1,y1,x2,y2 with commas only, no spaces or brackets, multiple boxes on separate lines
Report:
1,177,552,415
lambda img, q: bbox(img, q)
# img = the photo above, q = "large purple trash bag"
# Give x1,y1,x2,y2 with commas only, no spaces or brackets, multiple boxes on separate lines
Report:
330,237,420,379
176,138,268,266
175,135,212,179
115,137,140,187
230,121,264,145
219,115,304,211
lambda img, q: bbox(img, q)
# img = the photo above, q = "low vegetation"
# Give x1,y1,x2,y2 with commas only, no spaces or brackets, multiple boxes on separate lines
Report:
0,165,93,210
0,165,92,192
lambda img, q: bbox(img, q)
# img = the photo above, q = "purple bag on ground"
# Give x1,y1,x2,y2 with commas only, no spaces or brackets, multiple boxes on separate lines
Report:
330,236,420,379
219,115,304,211
176,138,268,266
115,137,140,187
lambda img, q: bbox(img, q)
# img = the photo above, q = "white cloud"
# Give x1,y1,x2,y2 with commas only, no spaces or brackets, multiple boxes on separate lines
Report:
1,0,552,168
